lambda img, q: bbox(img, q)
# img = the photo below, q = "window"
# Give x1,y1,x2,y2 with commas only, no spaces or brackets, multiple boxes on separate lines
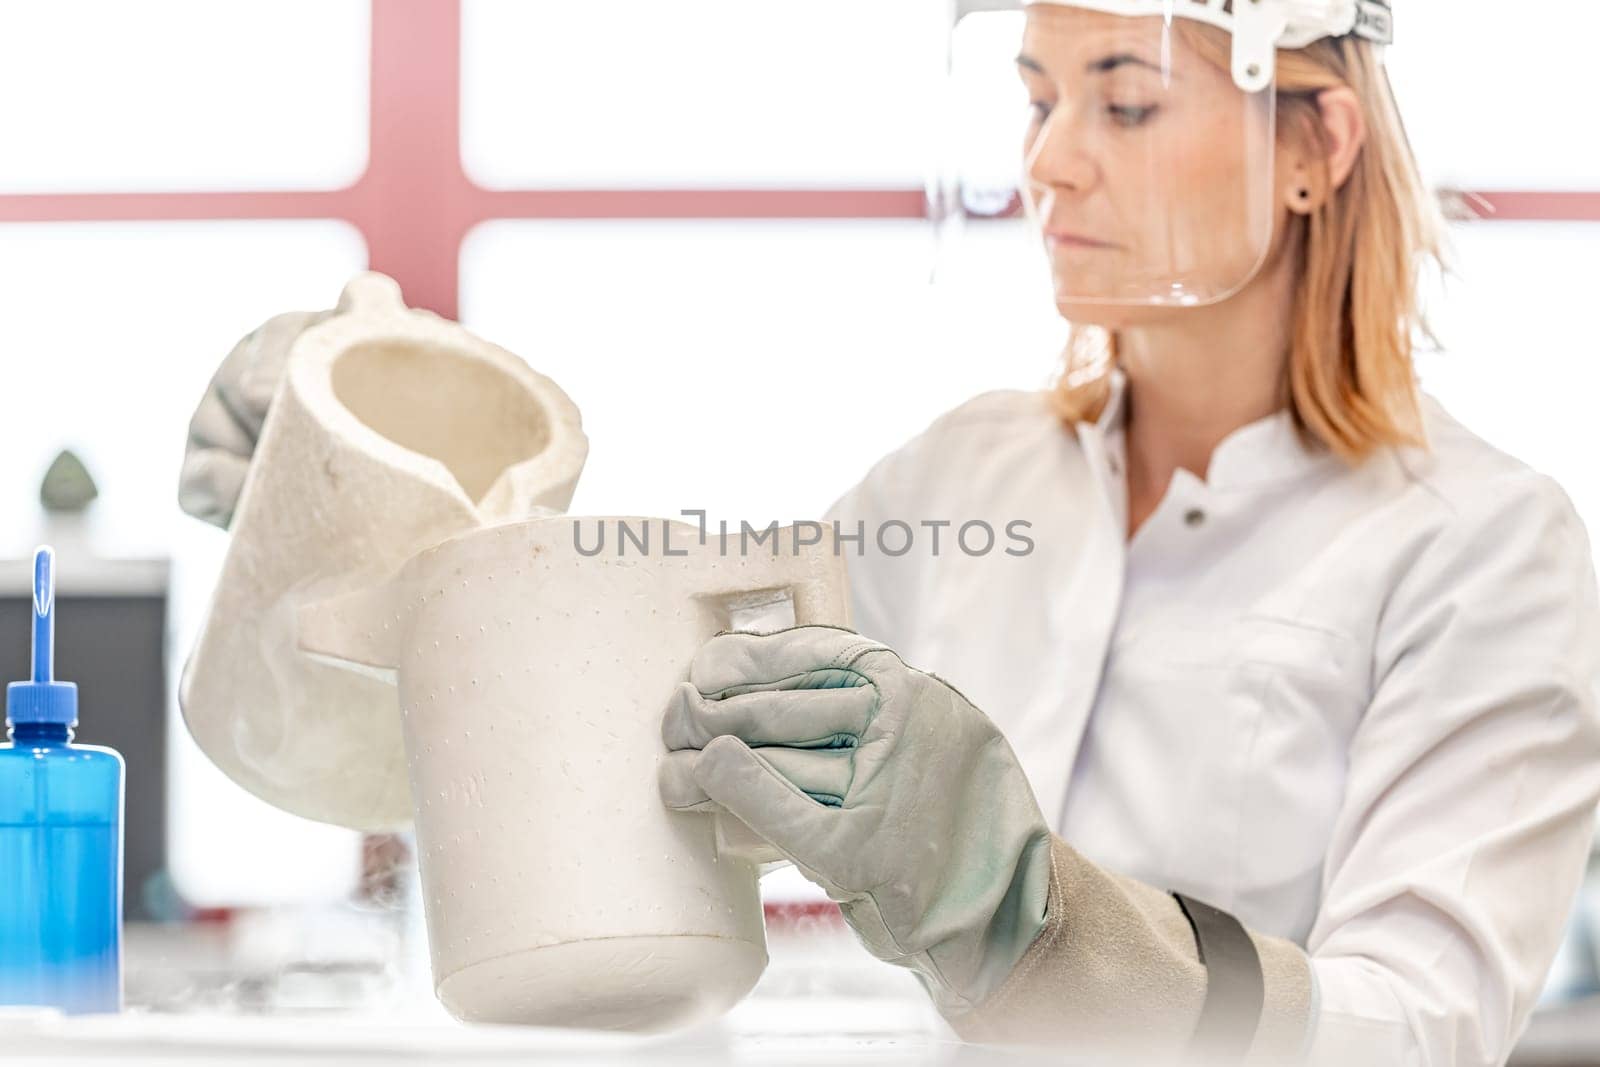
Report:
460,0,939,189
0,0,368,193
4,0,1596,928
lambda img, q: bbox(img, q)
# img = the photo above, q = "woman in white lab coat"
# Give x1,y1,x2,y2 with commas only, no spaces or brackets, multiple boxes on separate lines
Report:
656,4,1600,1064
182,2,1600,1063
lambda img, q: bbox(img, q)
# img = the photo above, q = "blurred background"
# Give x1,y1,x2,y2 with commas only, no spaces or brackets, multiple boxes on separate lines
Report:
1,0,1598,1059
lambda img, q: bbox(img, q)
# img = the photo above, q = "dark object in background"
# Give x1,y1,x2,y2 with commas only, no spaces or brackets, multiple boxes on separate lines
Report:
39,450,99,512
0,560,169,922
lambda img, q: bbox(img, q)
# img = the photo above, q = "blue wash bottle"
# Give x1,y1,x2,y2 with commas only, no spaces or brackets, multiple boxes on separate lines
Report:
0,546,124,1013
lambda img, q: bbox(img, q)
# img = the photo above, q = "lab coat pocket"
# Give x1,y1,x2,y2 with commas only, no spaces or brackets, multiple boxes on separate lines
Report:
1113,614,1364,938
1223,615,1366,936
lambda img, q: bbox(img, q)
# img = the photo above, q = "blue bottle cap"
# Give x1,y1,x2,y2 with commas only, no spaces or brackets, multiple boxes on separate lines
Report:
6,546,78,727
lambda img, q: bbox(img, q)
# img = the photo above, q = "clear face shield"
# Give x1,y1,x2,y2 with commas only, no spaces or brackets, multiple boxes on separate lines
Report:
938,0,1393,309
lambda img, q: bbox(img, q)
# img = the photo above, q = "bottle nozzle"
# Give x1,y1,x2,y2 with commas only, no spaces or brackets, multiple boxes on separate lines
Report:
33,546,54,684
7,545,78,728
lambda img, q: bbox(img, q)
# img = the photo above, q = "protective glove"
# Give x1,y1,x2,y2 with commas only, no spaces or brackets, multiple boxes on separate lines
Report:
177,307,334,528
658,624,1317,1061
657,623,1054,1016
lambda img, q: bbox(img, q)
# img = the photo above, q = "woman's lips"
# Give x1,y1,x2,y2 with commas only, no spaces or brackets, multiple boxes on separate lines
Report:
1045,230,1117,250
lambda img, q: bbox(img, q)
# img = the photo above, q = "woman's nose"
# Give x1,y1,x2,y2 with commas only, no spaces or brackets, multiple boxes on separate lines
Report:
1023,108,1097,195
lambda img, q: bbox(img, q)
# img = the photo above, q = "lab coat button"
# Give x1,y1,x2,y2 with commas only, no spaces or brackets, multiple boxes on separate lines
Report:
1184,507,1206,528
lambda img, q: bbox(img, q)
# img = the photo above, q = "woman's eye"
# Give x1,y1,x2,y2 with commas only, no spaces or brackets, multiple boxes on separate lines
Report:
1028,100,1053,124
1108,104,1158,127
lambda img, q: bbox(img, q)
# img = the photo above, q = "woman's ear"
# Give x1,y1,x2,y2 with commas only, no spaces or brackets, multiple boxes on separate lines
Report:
1284,86,1367,215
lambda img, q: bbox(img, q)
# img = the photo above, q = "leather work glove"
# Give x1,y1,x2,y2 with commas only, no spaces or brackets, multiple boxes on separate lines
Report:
659,623,1054,1015
658,625,1316,1062
177,306,335,529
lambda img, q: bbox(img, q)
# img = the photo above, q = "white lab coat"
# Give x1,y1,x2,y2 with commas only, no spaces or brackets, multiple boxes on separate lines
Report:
824,369,1600,1066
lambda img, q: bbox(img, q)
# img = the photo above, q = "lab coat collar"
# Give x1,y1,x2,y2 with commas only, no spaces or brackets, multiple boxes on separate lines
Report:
1088,367,1337,493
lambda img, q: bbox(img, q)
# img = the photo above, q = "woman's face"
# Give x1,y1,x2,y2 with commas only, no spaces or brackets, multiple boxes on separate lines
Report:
1017,5,1280,323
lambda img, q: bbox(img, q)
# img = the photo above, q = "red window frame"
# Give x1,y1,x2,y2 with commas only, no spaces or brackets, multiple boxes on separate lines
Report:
4,0,1593,925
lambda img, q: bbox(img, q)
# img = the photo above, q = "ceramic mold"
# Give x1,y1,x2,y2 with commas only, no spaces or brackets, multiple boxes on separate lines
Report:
296,517,850,1031
180,272,588,829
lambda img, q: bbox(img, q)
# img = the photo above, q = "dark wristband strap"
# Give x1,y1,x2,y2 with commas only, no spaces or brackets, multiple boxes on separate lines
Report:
1172,891,1266,1062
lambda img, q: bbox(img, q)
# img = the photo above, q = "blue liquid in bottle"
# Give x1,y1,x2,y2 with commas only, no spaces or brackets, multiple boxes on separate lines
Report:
0,546,124,1013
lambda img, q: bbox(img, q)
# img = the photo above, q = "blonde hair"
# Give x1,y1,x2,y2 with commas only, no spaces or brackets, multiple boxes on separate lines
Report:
1049,28,1447,463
